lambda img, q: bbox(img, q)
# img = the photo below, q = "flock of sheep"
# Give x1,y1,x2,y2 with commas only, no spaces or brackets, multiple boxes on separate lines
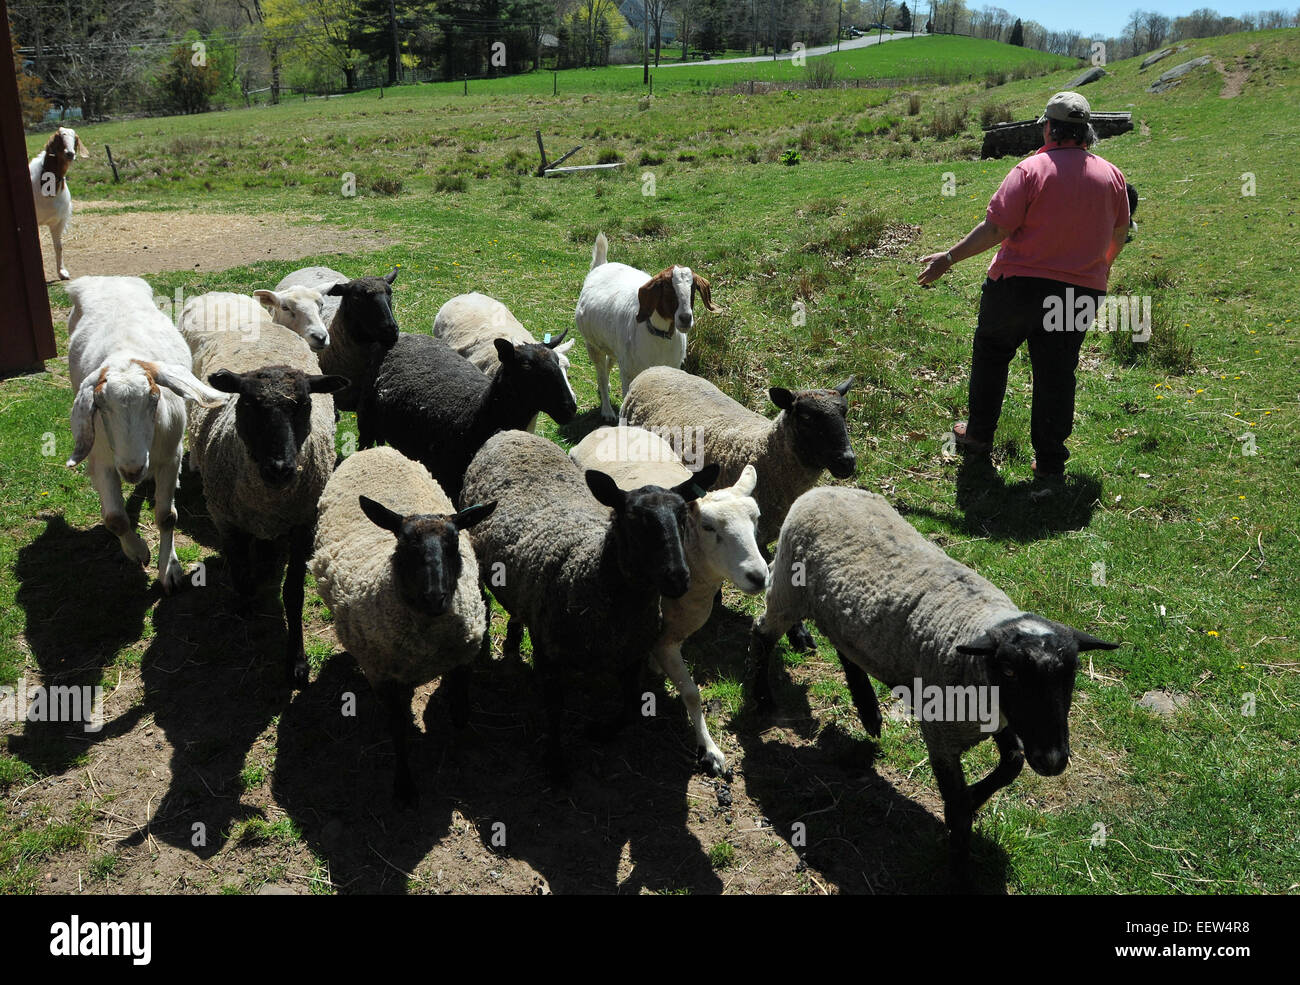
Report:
59,228,1119,883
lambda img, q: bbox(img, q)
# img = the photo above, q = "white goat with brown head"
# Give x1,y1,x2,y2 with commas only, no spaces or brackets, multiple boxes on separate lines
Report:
29,127,88,280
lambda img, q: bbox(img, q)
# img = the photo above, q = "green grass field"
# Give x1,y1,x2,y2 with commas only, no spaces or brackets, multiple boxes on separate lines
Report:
3,30,1298,894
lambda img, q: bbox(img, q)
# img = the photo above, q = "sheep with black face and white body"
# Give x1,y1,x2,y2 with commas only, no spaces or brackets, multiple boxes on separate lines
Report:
356,333,578,505
462,430,717,780
748,487,1120,879
275,266,400,411
182,313,346,685
311,446,496,805
575,232,719,423
29,127,87,280
65,276,228,593
433,292,577,434
569,425,764,776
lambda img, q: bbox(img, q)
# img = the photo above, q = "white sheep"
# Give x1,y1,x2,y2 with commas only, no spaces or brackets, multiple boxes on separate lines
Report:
570,425,765,775
275,266,400,410
462,430,717,779
749,487,1119,878
177,289,330,359
182,314,345,684
575,232,719,422
311,446,496,804
433,291,577,433
65,276,227,593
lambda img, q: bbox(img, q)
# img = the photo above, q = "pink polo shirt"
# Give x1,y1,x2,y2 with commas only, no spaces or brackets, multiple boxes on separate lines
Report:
986,142,1129,292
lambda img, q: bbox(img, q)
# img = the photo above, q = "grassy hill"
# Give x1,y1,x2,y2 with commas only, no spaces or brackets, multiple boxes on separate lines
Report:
3,29,1298,894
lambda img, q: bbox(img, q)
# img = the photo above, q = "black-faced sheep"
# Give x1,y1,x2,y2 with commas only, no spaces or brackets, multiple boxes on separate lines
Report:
748,487,1119,879
310,446,496,805
356,334,578,505
182,314,346,685
461,430,717,780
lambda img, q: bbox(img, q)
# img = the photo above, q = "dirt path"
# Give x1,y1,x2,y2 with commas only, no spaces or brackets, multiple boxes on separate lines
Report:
37,201,395,283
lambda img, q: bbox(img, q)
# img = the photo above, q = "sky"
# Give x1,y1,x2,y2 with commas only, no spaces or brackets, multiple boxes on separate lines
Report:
955,1,1287,37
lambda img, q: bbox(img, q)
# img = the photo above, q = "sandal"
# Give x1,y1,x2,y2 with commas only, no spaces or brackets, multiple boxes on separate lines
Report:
952,422,991,455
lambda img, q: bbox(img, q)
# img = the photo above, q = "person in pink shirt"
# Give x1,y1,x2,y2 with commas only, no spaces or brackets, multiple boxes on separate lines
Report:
918,91,1130,480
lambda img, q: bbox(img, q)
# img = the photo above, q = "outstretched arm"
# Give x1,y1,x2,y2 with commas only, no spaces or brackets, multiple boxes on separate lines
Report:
917,218,1010,286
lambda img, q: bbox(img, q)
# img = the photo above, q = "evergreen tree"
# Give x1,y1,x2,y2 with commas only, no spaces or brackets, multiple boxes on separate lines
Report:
895,2,911,31
1009,17,1024,46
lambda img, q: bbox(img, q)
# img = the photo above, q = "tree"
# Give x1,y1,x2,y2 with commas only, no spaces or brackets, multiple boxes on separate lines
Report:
264,0,364,90
895,2,911,31
11,32,50,124
157,33,223,113
1008,16,1023,45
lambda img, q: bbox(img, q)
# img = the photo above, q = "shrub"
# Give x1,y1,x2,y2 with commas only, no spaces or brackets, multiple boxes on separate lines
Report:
367,175,403,196
806,60,837,89
435,173,467,193
597,148,622,164
928,105,968,139
781,148,801,166
907,92,922,115
984,69,1008,88
638,150,665,166
979,102,1014,128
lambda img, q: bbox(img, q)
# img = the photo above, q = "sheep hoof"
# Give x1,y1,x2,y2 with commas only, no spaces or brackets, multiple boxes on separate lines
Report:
160,559,186,595
58,268,71,281
288,655,310,689
786,624,816,653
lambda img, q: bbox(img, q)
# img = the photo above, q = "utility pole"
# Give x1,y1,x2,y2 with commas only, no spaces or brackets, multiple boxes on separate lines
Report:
837,0,843,50
388,0,400,85
643,0,649,84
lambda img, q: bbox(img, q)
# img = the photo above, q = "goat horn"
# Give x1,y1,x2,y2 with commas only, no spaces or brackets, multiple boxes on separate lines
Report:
545,327,569,348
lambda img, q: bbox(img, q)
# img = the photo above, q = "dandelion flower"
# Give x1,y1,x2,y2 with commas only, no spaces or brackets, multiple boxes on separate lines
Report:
1207,630,1219,636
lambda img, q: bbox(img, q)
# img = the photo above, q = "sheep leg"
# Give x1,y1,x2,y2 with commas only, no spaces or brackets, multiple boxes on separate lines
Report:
376,680,418,808
50,216,70,280
504,616,524,657
153,445,185,594
657,642,726,777
926,741,976,882
589,344,616,423
968,727,1024,812
282,523,311,688
444,665,471,728
92,458,150,567
745,622,781,713
531,640,570,784
837,652,882,738
224,529,257,597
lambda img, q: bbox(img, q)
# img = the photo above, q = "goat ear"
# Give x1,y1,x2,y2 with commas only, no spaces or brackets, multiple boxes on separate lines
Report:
734,463,758,497
67,375,98,467
493,337,516,362
1074,629,1120,652
451,501,497,531
769,387,795,411
207,369,245,395
384,266,400,285
252,289,279,313
635,281,657,323
307,374,349,394
359,496,404,534
153,362,228,407
74,136,89,158
835,376,855,397
586,470,626,511
691,273,720,312
956,631,998,657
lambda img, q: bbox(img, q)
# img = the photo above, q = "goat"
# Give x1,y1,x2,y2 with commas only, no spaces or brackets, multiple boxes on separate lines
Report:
29,127,88,281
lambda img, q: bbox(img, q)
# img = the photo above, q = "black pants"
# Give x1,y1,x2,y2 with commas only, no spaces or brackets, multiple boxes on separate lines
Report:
966,275,1102,474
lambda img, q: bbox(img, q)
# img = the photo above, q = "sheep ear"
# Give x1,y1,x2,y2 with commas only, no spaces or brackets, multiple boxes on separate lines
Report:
493,337,516,362
307,374,349,394
253,289,279,313
554,338,575,355
835,376,855,397
151,361,228,407
67,375,98,467
384,266,400,285
734,463,758,497
359,496,404,534
769,387,794,411
674,463,719,501
691,273,720,312
1074,630,1120,652
586,470,626,511
325,282,348,297
451,501,496,531
956,631,997,657
207,369,245,395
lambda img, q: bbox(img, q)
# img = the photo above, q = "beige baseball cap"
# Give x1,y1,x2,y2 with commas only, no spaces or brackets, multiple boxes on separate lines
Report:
1037,91,1091,124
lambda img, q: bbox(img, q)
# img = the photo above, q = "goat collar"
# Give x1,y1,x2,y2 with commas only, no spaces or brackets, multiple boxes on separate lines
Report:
642,319,675,340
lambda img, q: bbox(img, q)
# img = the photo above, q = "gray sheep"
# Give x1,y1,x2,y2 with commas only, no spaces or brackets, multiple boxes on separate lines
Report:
183,314,346,684
311,446,495,804
461,430,717,780
748,487,1119,879
275,265,399,411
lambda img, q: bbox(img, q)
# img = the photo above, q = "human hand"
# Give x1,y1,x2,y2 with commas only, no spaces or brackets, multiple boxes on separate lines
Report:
917,252,953,287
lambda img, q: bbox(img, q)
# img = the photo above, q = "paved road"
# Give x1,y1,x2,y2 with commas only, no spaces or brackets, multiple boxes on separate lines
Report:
637,30,916,68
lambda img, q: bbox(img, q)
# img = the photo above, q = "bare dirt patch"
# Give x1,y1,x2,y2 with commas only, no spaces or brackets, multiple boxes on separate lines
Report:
1214,50,1254,99
37,201,396,283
